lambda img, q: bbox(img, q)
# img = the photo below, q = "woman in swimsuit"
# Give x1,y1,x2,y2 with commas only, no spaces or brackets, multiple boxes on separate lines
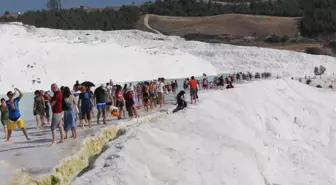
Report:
148,82,156,109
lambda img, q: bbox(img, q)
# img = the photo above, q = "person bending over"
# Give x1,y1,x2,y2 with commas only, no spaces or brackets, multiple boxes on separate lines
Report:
173,90,187,113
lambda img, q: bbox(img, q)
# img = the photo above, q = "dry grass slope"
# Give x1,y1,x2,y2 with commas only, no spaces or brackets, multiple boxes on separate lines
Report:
147,14,299,37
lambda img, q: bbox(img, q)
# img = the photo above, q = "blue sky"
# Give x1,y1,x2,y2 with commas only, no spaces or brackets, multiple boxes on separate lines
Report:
0,0,148,15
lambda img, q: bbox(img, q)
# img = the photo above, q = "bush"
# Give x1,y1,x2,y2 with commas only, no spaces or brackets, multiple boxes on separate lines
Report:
329,85,333,89
305,47,327,55
316,84,322,88
280,35,289,42
306,79,312,85
254,72,261,79
261,72,272,78
325,40,336,53
264,34,281,43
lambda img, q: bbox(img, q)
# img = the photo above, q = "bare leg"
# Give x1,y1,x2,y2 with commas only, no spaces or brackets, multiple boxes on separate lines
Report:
80,119,84,128
58,121,65,143
21,128,30,140
133,106,139,118
137,97,141,106
5,129,12,142
97,108,101,124
88,118,92,128
50,129,56,146
118,107,122,120
122,107,126,119
106,105,111,117
3,125,7,139
91,109,94,119
102,109,106,124
64,130,68,139
71,128,76,138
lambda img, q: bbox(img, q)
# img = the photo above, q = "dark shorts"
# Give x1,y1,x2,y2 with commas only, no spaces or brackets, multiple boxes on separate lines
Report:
116,99,124,107
1,119,8,126
190,88,197,97
127,106,134,117
106,102,112,106
150,92,156,97
45,103,50,118
96,103,106,109
81,108,91,120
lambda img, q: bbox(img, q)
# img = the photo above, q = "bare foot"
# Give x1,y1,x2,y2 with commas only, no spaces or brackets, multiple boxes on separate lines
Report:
26,138,31,140
57,140,64,144
49,142,56,146
64,136,67,139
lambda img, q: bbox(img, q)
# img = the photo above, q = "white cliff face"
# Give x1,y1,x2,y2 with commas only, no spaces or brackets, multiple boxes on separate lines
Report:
0,22,335,93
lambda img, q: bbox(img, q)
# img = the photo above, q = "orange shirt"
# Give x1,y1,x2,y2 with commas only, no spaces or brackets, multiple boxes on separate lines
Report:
189,79,197,89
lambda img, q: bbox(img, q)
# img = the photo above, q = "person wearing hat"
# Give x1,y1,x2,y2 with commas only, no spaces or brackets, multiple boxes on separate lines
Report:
5,88,30,142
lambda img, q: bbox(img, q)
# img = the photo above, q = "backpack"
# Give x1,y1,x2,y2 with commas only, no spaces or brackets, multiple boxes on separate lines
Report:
126,91,133,100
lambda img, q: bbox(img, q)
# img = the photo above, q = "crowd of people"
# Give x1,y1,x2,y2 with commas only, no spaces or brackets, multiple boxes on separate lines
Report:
0,74,236,146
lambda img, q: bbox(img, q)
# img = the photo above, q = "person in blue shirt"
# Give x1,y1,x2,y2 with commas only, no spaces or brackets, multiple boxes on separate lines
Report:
78,86,93,128
5,88,30,142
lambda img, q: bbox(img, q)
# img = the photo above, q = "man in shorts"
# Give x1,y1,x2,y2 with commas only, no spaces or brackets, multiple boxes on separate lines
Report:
5,88,30,142
189,76,198,104
49,83,65,146
94,84,107,124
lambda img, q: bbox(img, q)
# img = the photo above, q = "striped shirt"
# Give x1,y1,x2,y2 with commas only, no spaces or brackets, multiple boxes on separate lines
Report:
136,85,142,97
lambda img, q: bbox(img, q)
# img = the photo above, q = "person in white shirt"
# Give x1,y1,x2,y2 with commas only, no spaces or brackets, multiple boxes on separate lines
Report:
156,78,165,108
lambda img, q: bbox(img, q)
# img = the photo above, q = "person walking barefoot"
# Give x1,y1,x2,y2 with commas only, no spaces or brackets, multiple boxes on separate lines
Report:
5,88,30,142
49,84,65,146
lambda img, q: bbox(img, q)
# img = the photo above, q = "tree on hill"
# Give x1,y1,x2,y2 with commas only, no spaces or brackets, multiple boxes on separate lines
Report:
47,0,62,10
0,0,333,37
314,66,319,76
314,65,326,78
299,0,336,36
319,65,326,78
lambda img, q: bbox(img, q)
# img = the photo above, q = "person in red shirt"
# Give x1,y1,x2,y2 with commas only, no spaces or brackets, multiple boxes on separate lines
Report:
49,83,65,146
189,76,198,104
